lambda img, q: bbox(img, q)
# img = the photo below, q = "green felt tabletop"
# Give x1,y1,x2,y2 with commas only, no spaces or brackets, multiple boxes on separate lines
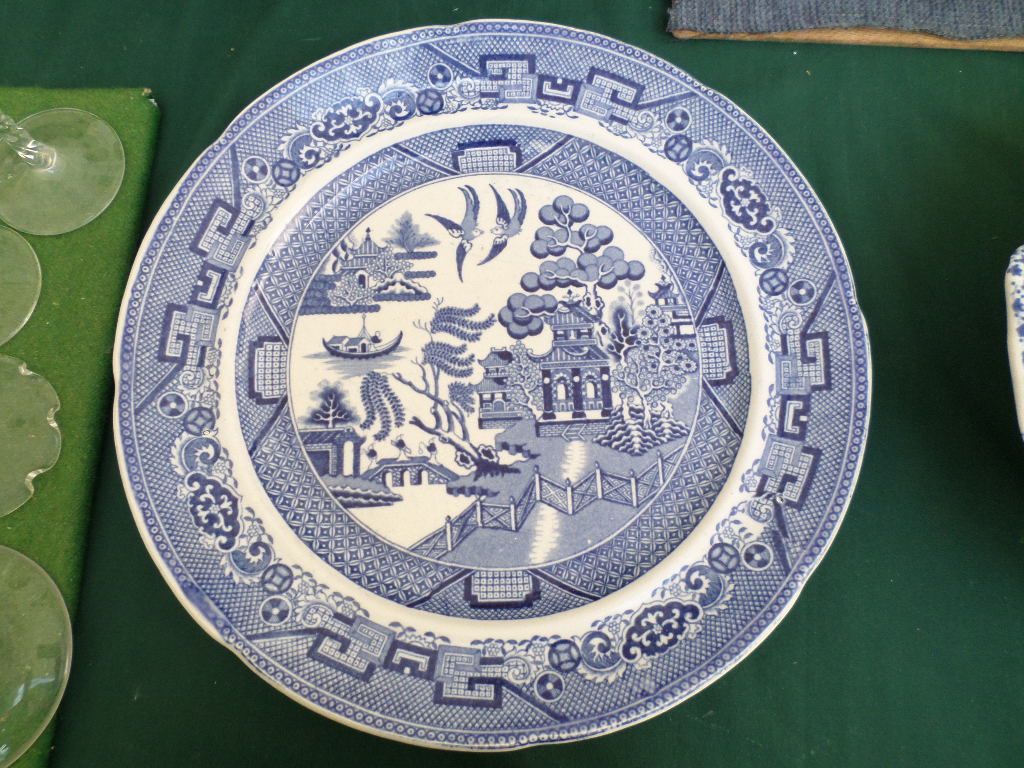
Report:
0,87,158,767
3,2,1024,766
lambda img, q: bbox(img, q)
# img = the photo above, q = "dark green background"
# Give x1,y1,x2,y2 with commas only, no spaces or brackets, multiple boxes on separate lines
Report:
4,2,1023,765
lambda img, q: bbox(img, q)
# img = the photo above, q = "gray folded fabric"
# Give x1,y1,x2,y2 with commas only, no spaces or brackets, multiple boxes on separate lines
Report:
668,1,1024,40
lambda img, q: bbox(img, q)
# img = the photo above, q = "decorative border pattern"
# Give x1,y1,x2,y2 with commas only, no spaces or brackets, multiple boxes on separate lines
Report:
115,21,871,750
1006,245,1024,440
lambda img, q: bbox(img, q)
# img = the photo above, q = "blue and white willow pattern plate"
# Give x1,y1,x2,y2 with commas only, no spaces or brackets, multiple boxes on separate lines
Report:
115,21,871,750
1008,246,1024,439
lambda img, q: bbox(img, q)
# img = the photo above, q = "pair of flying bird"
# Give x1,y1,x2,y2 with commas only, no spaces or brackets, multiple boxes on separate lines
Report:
426,185,527,281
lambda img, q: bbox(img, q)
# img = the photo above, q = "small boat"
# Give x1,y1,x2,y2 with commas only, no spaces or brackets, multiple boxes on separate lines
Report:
322,317,402,359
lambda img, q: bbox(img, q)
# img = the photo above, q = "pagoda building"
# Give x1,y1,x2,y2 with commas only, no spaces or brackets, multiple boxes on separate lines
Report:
532,297,613,422
476,348,529,428
648,275,697,338
324,227,386,287
474,295,615,433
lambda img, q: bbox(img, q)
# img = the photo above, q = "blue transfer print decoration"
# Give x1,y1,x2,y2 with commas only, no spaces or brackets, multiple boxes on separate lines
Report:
719,168,774,233
184,472,241,551
311,94,383,142
621,601,700,660
1006,245,1024,440
238,131,742,595
115,21,870,751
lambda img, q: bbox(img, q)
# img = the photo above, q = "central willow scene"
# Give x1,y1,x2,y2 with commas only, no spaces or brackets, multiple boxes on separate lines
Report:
289,175,730,567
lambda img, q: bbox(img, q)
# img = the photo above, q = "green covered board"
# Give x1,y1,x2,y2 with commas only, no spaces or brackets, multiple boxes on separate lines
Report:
0,87,158,767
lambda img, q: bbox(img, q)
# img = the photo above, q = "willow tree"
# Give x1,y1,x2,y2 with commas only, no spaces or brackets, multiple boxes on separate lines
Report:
392,301,497,470
359,372,404,440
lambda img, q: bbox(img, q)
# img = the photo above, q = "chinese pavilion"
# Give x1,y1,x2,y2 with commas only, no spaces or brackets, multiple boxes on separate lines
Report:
325,227,386,286
534,299,613,421
475,297,614,431
648,275,696,338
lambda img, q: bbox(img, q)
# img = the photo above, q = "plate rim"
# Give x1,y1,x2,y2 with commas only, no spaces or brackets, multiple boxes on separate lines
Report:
1006,245,1024,439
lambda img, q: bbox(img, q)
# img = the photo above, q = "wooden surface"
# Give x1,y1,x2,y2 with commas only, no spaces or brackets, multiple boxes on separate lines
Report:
671,26,1024,52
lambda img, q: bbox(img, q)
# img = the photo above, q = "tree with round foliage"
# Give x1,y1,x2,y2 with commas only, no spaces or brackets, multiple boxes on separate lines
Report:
504,341,543,410
328,272,376,308
497,292,558,339
518,194,646,321
365,245,413,285
596,303,699,455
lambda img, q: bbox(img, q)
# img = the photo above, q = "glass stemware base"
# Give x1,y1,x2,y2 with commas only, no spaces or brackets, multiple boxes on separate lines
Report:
0,546,72,768
0,227,41,346
0,108,124,236
0,355,61,517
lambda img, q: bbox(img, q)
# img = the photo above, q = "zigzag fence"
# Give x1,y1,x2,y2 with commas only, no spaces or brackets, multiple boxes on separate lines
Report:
410,443,686,557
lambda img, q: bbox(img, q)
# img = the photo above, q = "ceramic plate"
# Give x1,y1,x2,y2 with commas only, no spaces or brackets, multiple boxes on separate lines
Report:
1007,245,1024,439
115,21,871,750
